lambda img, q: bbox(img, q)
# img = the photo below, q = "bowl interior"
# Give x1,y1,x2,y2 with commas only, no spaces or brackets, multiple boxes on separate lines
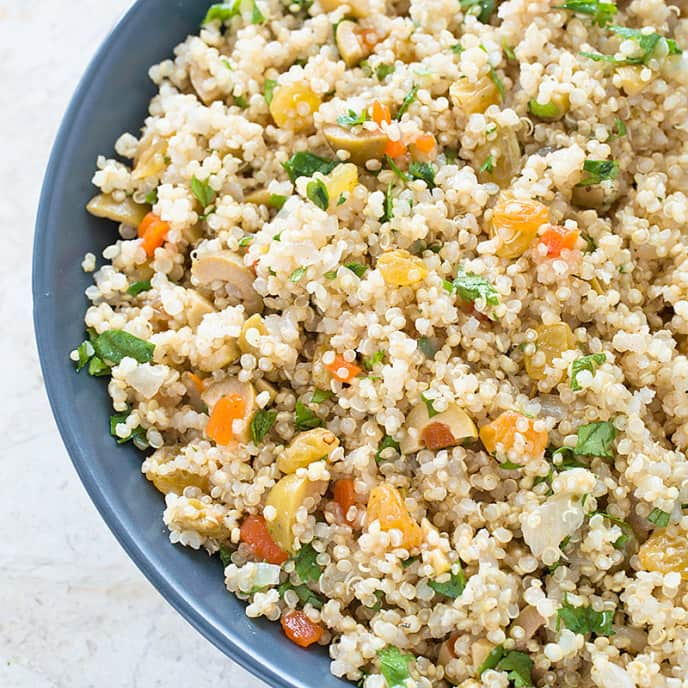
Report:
33,2,350,687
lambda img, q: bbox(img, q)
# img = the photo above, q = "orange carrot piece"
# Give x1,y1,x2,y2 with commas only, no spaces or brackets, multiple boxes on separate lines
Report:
371,101,392,126
188,373,205,393
334,478,356,524
137,212,170,257
325,354,362,384
240,514,289,565
414,134,436,154
358,28,379,51
384,138,407,158
281,610,324,648
206,393,246,445
421,422,458,450
539,226,580,258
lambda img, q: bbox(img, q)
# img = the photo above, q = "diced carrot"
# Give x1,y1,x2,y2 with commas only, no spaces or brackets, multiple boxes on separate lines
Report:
414,134,436,154
371,101,392,126
539,226,580,258
206,393,246,445
240,514,289,565
384,137,407,158
137,212,170,257
358,28,379,51
366,483,423,550
188,373,205,393
280,610,324,648
421,422,458,450
325,354,362,384
479,411,548,462
333,478,356,524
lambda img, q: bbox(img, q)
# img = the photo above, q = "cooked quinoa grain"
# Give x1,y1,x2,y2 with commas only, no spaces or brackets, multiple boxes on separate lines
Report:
74,0,688,685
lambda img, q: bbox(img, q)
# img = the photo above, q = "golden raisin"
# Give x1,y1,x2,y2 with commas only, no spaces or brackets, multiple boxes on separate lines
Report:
377,249,429,286
491,197,549,259
479,411,548,462
524,322,576,381
638,526,688,580
366,483,422,550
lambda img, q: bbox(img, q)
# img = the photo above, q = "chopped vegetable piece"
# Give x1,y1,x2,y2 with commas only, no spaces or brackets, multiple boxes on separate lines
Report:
325,354,362,383
570,353,606,390
490,197,549,259
334,478,356,523
480,411,548,462
240,514,289,565
429,562,466,598
283,152,338,182
269,82,321,130
528,98,566,120
250,409,277,444
422,422,458,450
413,134,436,154
280,610,324,648
137,212,170,257
206,393,246,445
408,161,436,189
323,125,388,166
445,267,500,308
278,427,339,473
191,176,217,208
293,543,322,583
363,349,385,370
524,322,576,382
648,508,671,528
377,249,429,286
366,483,423,550
539,225,580,258
202,1,241,26
495,651,533,687
384,137,407,158
638,526,688,579
127,279,152,296
92,329,155,364
555,1,617,27
294,401,325,431
311,388,333,404
376,435,401,463
556,595,615,636
378,646,414,688
372,100,392,126
251,0,266,23
575,421,616,457
577,160,619,186
450,75,500,115
306,178,329,211
290,266,308,282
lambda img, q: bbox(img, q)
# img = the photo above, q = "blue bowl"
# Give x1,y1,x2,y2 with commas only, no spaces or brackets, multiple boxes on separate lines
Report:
32,3,350,686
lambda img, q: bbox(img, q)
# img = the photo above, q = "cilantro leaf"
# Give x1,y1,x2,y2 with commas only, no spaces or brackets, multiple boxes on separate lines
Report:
92,330,155,365
409,161,436,189
88,356,110,377
337,108,369,127
295,401,324,431
556,596,615,637
421,393,439,418
250,409,277,444
570,353,606,391
219,544,233,568
375,63,395,81
445,268,500,307
395,84,419,120
311,388,334,403
345,263,368,278
278,581,325,609
283,152,338,182
495,651,534,687
251,0,266,23
376,435,400,463
264,78,277,106
381,182,394,223
555,1,617,27
577,159,619,186
478,646,506,675
127,279,152,296
488,66,505,101
609,25,681,64
377,646,414,688
386,155,409,182
290,266,308,282
363,350,385,371
144,189,158,205
293,544,322,583
109,410,146,445
648,507,670,527
202,1,241,26
460,0,496,23
306,178,330,211
74,341,94,372
479,153,495,174
191,176,217,208
428,562,466,599
575,421,616,457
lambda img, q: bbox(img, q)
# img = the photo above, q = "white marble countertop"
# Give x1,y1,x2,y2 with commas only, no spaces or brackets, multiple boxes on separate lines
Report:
1,2,266,685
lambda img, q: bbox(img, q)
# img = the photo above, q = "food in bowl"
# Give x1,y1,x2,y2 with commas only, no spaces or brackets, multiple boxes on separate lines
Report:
71,0,688,685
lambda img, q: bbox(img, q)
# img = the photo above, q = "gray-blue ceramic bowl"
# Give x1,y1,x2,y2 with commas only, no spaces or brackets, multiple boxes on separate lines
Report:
32,3,349,686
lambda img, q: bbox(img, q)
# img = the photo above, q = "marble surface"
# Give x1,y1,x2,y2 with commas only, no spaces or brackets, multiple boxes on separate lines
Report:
0,2,266,686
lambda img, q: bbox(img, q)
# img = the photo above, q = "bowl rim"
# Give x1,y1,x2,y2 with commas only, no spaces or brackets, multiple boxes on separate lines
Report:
32,3,308,686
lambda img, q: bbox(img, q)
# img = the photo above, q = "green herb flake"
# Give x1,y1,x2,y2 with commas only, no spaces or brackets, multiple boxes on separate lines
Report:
127,280,152,297
452,43,465,54
381,182,395,223
376,435,401,463
528,99,561,119
368,589,385,612
376,63,395,81
428,562,466,599
278,581,325,609
238,235,254,247
557,596,615,637
363,350,385,371
479,153,495,174
575,421,616,458
478,646,506,676
503,42,516,61
88,356,110,377
290,266,308,282
488,66,506,101
609,25,681,65
579,50,619,63
250,409,277,444
417,336,438,359
306,178,330,211
385,155,409,182
264,78,277,106
570,353,606,391
295,401,325,431
293,543,322,583
191,176,217,208
554,1,617,27
202,1,241,26
460,0,496,23
550,446,588,470
446,267,500,308
93,330,155,365
74,341,94,372
611,117,627,139
337,193,346,206
495,651,534,687
144,189,158,205
234,94,249,109
408,161,436,189
311,388,334,404
323,270,338,280
500,460,522,470
581,232,597,253
395,84,419,120
337,108,370,127
421,393,439,418
377,646,414,688
219,544,233,568
283,152,338,182
109,410,145,445
251,0,266,24
648,507,671,527
268,193,287,209
577,159,619,186
345,263,368,278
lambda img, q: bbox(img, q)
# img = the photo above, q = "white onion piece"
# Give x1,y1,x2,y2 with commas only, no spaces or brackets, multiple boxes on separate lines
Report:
591,657,637,688
521,496,584,561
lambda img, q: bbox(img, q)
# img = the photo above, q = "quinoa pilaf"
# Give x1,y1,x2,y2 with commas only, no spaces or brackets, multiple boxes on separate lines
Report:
72,0,688,685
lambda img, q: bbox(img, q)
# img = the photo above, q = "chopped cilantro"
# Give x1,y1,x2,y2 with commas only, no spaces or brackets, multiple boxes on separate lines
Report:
428,562,466,599
421,393,439,418
251,0,266,23
575,421,616,458
648,507,671,527
74,341,94,372
238,235,254,247
556,595,615,636
445,267,500,308
376,435,400,463
377,646,414,688
570,353,606,390
294,544,322,583
191,176,217,208
264,78,277,106
495,651,534,687
375,63,395,81
395,84,419,120
337,108,370,127
88,356,110,377
202,1,241,26
609,25,681,64
290,266,308,282
219,544,233,568
408,161,436,189
250,409,277,444
283,152,338,182
488,66,506,101
460,0,496,23
127,280,152,296
381,182,395,223
345,263,368,278
386,155,409,181
268,193,287,209
479,153,495,174
144,189,158,205
363,350,385,371
478,646,506,675
92,329,155,365
311,388,334,404
577,160,619,186
295,401,324,431
555,1,617,27
278,581,325,609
